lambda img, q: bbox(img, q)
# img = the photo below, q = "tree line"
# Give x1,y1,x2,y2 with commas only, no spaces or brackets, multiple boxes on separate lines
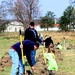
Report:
0,0,75,32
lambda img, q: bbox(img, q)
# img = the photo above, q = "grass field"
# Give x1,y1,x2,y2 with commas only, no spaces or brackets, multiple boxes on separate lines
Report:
0,31,75,75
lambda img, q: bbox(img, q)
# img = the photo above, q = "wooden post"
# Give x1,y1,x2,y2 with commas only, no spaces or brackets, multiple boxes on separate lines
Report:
63,37,66,50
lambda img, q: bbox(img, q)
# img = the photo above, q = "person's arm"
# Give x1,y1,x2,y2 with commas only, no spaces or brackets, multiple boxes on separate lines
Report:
31,66,35,72
26,50,36,71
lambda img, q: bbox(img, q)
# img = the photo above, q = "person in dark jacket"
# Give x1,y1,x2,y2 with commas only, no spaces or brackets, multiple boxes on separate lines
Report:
8,40,39,75
24,22,42,43
43,37,54,48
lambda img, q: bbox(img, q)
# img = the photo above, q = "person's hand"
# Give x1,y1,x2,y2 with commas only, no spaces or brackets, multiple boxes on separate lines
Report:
31,66,35,72
20,45,23,49
41,42,44,45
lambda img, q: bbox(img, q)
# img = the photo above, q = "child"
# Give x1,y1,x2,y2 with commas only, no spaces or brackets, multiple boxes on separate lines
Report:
44,43,58,75
43,37,54,48
56,42,62,50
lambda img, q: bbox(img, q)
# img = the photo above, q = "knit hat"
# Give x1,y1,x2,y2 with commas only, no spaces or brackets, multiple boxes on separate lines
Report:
29,22,35,26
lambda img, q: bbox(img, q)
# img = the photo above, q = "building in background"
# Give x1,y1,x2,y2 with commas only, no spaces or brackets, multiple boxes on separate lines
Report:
4,21,24,32
34,23,60,31
4,20,60,32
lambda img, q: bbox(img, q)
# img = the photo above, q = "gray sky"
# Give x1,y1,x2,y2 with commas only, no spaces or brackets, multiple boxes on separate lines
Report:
39,0,70,18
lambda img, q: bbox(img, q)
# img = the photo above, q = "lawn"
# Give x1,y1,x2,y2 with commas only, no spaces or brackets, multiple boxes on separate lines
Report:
0,31,75,75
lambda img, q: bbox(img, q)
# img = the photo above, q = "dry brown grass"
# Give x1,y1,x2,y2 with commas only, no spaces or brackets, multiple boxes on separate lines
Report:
39,31,75,43
0,31,75,75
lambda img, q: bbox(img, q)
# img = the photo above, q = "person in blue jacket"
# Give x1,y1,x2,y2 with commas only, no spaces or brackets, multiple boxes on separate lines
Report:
8,40,39,75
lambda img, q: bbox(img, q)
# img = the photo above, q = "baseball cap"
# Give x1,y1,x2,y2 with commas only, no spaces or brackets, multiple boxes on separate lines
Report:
29,22,35,26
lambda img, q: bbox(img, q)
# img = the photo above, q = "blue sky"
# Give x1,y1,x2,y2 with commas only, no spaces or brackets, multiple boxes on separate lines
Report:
0,0,70,18
39,0,70,18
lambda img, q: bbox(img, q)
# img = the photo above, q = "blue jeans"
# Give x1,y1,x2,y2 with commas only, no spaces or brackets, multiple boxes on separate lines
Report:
9,49,24,75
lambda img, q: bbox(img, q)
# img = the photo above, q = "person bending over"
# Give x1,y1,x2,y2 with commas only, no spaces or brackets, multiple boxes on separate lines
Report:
9,40,39,75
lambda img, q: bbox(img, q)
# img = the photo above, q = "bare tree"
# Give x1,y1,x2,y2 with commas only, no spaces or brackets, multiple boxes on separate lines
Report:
6,0,40,28
0,1,10,32
69,0,75,6
0,1,7,20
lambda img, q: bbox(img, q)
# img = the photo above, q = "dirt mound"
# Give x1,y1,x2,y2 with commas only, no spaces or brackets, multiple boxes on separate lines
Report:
0,49,63,75
0,52,12,71
0,51,52,75
67,44,75,50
